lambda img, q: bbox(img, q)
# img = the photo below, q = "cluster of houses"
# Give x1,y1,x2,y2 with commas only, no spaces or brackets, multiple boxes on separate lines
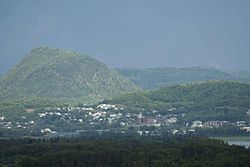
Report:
139,114,177,127
190,120,250,132
0,117,12,129
191,120,228,128
1,105,250,136
38,111,83,123
33,104,179,134
41,104,178,129
0,117,35,130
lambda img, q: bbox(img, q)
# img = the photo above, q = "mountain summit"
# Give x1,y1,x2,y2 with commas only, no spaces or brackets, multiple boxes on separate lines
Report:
0,46,139,103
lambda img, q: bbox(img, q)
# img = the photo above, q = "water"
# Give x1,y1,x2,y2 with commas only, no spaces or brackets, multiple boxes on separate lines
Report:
227,141,250,149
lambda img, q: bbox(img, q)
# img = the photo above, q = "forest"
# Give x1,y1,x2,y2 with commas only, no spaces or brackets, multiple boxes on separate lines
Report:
0,136,250,167
109,81,250,121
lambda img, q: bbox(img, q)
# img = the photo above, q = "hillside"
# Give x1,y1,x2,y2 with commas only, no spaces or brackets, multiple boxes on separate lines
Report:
117,67,250,89
109,81,250,122
0,81,250,137
110,81,250,110
0,47,139,103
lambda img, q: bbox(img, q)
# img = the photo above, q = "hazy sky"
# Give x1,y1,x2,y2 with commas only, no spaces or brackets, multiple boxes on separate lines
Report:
0,0,250,76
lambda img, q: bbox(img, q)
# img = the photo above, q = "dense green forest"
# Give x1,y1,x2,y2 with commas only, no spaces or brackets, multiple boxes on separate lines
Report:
0,47,139,104
109,81,250,122
110,81,250,111
117,67,250,89
0,136,250,167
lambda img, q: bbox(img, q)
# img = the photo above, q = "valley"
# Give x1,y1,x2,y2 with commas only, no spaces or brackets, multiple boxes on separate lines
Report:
1,92,250,138
1,1,250,166
1,107,249,138
0,48,249,147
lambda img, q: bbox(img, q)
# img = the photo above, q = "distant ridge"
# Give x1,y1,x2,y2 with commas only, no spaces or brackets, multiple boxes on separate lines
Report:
110,81,250,113
0,46,140,103
117,67,250,89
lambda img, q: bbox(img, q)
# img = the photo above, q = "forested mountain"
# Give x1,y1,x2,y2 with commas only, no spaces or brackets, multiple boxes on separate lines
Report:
110,81,250,110
109,81,250,121
117,67,250,89
0,47,139,103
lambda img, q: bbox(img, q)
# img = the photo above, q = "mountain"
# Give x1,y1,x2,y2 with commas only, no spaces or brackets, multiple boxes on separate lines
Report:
109,81,250,121
0,46,139,103
116,67,250,89
110,81,250,110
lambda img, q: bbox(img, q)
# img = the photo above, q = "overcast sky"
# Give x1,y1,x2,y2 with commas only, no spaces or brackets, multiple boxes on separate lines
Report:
0,0,250,76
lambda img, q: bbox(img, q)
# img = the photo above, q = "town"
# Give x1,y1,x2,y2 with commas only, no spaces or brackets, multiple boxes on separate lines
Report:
1,104,250,137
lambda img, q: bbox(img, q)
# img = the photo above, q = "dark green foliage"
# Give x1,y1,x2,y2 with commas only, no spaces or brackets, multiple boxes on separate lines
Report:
183,107,248,122
111,81,250,110
0,136,249,167
110,81,250,121
0,47,139,104
117,67,250,89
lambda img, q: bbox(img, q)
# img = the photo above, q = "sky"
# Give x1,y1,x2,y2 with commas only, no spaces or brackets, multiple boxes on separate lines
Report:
0,0,250,76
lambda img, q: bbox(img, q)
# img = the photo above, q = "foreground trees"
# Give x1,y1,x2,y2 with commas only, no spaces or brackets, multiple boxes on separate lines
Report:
0,136,250,167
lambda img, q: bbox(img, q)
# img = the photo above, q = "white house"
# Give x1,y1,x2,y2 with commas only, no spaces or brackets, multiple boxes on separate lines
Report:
0,116,4,121
191,121,203,128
